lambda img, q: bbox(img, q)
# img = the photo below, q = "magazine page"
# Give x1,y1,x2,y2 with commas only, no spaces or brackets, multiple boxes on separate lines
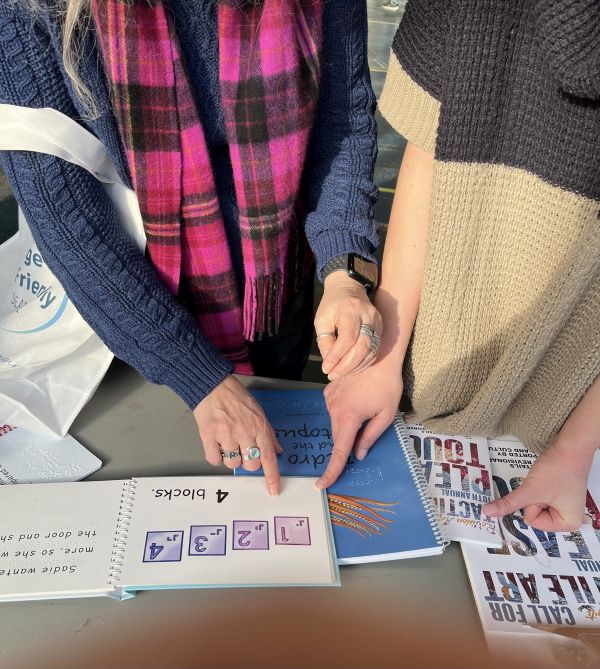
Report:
406,424,501,546
463,442,600,640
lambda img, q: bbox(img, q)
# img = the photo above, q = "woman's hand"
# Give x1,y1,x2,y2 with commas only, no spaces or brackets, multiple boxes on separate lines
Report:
316,360,403,489
313,143,434,486
483,440,593,531
193,375,282,495
484,374,600,531
314,272,382,380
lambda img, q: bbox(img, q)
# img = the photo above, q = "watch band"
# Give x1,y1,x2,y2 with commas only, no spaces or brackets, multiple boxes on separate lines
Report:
322,256,349,277
322,254,378,291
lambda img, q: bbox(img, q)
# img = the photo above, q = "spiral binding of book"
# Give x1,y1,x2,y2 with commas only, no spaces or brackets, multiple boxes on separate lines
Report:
107,478,137,585
393,415,448,548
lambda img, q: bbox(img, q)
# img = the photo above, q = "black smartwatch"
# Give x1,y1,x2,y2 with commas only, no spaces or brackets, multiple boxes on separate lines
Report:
322,254,379,291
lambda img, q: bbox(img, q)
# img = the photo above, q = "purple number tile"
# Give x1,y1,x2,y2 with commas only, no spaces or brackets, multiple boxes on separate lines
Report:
232,520,269,550
143,530,184,563
274,517,311,546
188,525,227,556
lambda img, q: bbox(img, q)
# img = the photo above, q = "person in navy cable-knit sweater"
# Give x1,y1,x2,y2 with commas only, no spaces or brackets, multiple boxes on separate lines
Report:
0,0,381,493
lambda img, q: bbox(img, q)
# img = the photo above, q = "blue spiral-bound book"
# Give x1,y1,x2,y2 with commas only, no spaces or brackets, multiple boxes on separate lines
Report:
237,389,446,565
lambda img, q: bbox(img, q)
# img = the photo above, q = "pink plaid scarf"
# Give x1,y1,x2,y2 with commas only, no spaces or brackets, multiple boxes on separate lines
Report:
92,0,322,372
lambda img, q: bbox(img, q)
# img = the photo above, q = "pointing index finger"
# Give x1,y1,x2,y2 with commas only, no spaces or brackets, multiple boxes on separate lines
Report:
316,415,363,489
256,430,281,497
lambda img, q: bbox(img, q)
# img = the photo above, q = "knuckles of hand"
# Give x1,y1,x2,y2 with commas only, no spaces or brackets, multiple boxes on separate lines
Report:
323,392,337,408
337,409,360,425
495,497,515,516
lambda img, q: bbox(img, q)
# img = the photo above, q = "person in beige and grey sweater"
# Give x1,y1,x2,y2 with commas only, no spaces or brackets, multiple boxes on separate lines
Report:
315,0,600,534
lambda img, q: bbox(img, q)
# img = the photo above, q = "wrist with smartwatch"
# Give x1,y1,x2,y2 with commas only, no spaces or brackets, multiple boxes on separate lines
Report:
322,253,379,292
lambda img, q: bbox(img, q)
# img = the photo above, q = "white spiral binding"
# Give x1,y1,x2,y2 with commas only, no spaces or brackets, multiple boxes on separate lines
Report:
393,415,448,548
107,478,137,585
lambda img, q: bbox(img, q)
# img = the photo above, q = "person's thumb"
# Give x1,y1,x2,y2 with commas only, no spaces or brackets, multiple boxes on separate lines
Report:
483,484,531,518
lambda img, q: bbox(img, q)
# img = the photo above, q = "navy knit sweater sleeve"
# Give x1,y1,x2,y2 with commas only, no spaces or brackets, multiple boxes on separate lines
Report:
304,1,379,278
0,5,233,409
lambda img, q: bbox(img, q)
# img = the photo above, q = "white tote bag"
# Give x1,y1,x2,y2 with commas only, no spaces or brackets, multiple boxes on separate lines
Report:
0,105,145,435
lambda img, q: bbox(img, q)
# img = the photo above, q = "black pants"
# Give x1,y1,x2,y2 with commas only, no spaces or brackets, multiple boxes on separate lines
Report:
247,278,314,381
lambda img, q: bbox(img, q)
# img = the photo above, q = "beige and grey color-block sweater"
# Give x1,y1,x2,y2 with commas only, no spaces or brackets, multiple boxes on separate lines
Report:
380,0,600,453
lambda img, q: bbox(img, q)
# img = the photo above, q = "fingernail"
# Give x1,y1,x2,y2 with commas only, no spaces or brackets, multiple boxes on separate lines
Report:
357,448,368,461
322,363,331,374
315,478,326,490
482,503,496,515
268,484,279,497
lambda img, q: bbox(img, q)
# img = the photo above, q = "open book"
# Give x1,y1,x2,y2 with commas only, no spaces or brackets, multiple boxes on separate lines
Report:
237,390,446,564
0,476,339,602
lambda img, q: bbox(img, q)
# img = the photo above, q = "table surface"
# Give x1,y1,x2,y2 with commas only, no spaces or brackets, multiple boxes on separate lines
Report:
0,361,500,669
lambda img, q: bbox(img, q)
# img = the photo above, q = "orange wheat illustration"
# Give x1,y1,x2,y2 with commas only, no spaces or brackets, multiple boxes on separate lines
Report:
327,493,399,537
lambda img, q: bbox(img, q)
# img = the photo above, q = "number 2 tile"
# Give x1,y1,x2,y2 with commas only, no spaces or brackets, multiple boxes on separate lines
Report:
232,520,269,550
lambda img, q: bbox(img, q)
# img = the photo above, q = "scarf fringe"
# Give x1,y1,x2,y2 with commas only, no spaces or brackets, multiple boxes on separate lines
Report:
243,270,285,341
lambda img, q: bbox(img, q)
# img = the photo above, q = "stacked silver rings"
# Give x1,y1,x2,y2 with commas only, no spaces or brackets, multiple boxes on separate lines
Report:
359,323,381,355
220,449,240,460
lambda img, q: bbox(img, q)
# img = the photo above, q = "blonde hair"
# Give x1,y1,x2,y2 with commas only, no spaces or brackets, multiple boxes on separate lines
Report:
20,0,267,117
18,0,97,117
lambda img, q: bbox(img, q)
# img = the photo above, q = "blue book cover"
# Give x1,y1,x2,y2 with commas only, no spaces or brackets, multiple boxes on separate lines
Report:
237,389,445,564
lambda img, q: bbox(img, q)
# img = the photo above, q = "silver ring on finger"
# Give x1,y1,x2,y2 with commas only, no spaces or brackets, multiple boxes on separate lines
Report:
359,324,376,339
316,331,336,341
368,332,381,355
360,323,381,354
220,448,241,460
243,445,261,462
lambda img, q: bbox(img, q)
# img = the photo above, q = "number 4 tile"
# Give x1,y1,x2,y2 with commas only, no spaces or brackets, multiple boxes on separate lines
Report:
143,530,184,563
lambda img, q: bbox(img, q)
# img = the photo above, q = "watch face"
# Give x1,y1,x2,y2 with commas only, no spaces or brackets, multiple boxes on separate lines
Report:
350,255,378,288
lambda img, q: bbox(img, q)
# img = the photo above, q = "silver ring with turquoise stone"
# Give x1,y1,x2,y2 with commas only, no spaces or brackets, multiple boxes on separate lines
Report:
243,446,261,462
